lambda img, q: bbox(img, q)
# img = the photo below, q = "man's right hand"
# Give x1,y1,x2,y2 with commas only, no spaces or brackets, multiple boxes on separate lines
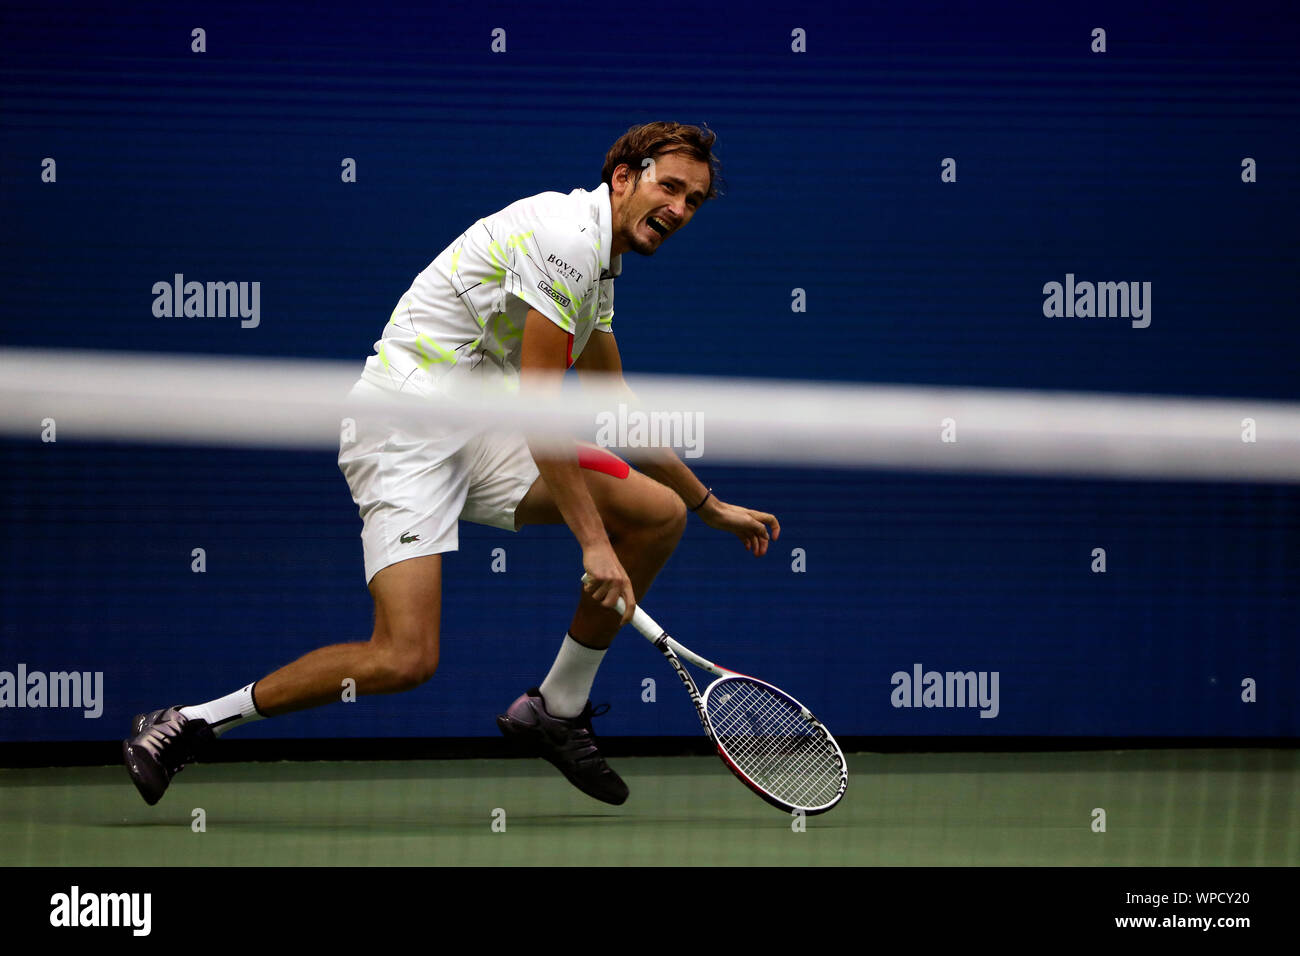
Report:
581,544,636,627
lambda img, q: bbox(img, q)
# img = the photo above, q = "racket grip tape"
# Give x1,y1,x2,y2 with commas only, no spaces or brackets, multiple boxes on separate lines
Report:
580,571,630,616
579,573,664,640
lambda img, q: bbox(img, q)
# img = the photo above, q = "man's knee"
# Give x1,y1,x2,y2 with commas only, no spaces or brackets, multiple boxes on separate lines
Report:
662,492,688,541
384,649,440,692
370,629,440,692
635,488,686,547
602,475,686,548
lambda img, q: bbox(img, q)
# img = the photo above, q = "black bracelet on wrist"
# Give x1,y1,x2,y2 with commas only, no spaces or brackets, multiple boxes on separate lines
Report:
690,488,713,512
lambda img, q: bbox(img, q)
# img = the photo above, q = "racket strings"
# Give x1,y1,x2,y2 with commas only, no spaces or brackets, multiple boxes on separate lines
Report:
705,679,844,809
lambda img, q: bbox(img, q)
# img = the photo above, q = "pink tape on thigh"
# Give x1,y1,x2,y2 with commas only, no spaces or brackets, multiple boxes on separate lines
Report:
576,444,630,479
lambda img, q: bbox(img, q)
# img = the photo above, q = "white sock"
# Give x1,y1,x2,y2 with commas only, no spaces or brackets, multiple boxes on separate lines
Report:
178,683,265,737
538,634,607,718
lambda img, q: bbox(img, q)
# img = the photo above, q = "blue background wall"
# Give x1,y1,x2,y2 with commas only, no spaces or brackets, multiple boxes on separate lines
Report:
2,0,1297,741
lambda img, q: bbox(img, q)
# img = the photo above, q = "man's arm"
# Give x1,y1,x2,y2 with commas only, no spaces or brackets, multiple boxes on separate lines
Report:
520,309,635,622
575,331,780,556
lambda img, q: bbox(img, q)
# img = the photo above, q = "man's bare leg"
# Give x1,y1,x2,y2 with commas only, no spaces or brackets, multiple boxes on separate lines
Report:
124,554,445,804
252,554,443,716
512,463,684,715
495,462,684,804
515,465,687,650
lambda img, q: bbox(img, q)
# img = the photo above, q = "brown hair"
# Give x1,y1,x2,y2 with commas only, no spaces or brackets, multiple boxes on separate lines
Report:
601,122,722,200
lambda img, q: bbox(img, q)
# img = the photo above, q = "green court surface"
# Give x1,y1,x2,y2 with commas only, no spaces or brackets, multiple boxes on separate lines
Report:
2,749,1296,866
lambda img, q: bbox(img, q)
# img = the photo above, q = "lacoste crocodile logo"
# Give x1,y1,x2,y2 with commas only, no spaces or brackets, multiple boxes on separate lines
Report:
400,532,420,544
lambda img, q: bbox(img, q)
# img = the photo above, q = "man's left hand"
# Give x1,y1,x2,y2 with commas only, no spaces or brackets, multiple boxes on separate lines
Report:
698,497,780,556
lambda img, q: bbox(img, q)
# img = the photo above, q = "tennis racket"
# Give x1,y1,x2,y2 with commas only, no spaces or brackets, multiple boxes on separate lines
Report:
583,574,848,815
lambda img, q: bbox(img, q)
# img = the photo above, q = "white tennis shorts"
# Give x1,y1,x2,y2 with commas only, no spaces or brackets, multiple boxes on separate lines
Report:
337,376,540,583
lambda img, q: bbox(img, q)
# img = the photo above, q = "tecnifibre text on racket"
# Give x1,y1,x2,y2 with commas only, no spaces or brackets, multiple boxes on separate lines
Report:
583,574,848,815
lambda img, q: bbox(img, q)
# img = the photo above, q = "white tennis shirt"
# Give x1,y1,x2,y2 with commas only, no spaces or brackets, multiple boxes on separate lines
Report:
361,183,621,396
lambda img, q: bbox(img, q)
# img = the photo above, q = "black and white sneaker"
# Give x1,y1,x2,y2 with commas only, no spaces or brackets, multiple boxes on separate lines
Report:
496,688,628,805
122,706,214,806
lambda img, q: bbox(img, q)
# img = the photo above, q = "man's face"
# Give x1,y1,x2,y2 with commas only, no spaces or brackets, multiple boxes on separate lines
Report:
609,151,711,257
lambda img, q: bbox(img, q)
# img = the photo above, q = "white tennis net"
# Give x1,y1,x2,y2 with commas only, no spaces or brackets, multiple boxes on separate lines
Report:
3,347,1298,482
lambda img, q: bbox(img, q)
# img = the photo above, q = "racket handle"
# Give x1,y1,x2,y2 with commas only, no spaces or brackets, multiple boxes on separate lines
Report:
579,573,665,640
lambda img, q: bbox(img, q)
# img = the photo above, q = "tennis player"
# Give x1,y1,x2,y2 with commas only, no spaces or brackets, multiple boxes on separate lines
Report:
123,122,779,806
